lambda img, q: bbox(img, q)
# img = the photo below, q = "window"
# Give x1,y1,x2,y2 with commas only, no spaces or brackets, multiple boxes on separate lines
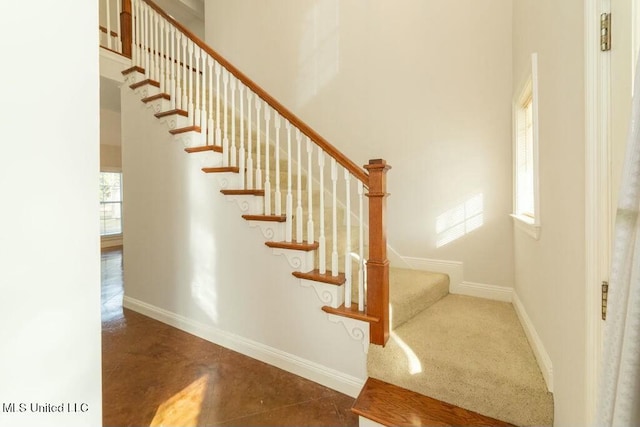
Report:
100,172,122,236
512,53,540,239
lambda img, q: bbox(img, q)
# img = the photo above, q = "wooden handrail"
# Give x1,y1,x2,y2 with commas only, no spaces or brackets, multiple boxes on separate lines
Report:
138,0,369,186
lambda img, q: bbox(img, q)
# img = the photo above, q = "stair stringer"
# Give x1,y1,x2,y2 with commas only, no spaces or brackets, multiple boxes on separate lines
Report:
120,82,368,397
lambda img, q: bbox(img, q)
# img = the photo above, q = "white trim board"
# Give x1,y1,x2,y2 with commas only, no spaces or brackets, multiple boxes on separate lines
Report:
401,256,463,291
512,292,554,392
451,281,513,302
123,296,366,398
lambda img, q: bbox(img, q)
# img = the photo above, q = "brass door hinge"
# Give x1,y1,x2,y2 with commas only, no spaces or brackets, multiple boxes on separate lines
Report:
601,13,611,51
602,281,609,320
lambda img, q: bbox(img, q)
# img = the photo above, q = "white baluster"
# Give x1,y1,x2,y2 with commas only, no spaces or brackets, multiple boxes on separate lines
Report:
285,122,293,242
230,77,237,167
158,19,165,93
238,84,246,188
344,170,352,308
255,99,262,190
264,106,271,215
207,57,214,145
180,35,188,110
152,13,159,82
164,20,170,94
169,26,176,109
318,148,326,274
274,115,282,216
143,4,149,77
358,180,365,309
132,0,139,65
331,158,338,276
106,0,112,50
306,137,314,244
194,47,201,127
215,63,222,146
246,91,254,189
296,130,303,243
187,41,194,123
116,0,121,53
222,70,229,166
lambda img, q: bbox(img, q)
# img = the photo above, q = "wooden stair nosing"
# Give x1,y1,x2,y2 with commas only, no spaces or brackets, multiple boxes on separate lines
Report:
170,125,201,135
242,214,286,222
142,93,170,103
265,241,319,251
156,109,188,119
220,189,265,196
185,145,223,154
352,378,515,427
130,79,160,90
321,303,379,323
293,269,346,286
122,65,145,76
201,166,240,173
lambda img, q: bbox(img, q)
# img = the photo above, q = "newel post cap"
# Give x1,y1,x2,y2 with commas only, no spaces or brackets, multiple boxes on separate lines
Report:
364,158,392,172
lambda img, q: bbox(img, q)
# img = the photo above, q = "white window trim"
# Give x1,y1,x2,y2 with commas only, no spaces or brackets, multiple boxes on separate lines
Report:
512,53,541,240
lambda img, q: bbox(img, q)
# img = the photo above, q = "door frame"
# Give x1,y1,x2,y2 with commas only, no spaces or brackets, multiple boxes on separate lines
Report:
584,0,640,423
584,0,609,423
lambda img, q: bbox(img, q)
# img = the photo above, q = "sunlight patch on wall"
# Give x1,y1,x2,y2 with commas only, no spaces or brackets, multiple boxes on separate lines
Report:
390,331,422,375
297,0,340,107
150,375,209,426
436,193,484,248
189,200,219,324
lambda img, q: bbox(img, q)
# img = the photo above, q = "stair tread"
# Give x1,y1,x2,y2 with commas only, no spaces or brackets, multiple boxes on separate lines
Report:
265,241,319,251
122,65,145,75
367,295,554,427
202,166,239,173
130,79,160,90
170,125,200,135
321,303,378,323
388,268,449,329
242,214,286,222
143,93,170,103
221,189,265,196
293,269,345,285
185,145,223,154
157,109,188,118
353,378,514,427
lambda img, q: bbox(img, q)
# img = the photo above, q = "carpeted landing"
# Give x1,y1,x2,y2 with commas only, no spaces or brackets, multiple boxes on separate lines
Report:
369,283,554,426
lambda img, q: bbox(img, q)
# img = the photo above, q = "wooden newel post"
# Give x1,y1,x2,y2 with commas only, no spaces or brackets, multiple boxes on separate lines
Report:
120,0,132,58
364,159,391,346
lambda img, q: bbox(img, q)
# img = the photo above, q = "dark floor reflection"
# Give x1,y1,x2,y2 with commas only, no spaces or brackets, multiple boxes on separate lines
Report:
101,247,357,427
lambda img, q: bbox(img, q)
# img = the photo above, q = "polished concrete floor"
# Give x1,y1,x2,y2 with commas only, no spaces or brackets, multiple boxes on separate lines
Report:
101,247,358,426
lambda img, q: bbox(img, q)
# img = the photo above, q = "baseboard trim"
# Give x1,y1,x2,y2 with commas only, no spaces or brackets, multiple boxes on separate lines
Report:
122,296,365,397
401,256,464,290
451,281,513,302
512,292,554,392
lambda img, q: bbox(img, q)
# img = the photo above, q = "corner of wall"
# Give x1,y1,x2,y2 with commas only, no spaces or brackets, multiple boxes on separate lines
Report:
512,291,554,392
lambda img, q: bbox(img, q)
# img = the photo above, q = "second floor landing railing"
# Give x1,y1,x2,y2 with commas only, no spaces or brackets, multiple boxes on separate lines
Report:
99,0,390,346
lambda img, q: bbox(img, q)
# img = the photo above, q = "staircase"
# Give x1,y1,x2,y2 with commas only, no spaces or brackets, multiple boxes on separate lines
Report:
100,1,553,425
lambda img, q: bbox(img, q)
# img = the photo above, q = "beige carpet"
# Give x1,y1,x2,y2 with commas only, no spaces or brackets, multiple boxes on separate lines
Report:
368,294,554,426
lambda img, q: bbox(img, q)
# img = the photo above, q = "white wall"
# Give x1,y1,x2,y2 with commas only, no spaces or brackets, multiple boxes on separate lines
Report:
120,88,367,396
204,0,514,288
512,0,586,424
100,109,122,170
0,0,102,426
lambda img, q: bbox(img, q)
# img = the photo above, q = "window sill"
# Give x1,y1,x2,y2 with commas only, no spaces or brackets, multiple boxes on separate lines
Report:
511,214,541,240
